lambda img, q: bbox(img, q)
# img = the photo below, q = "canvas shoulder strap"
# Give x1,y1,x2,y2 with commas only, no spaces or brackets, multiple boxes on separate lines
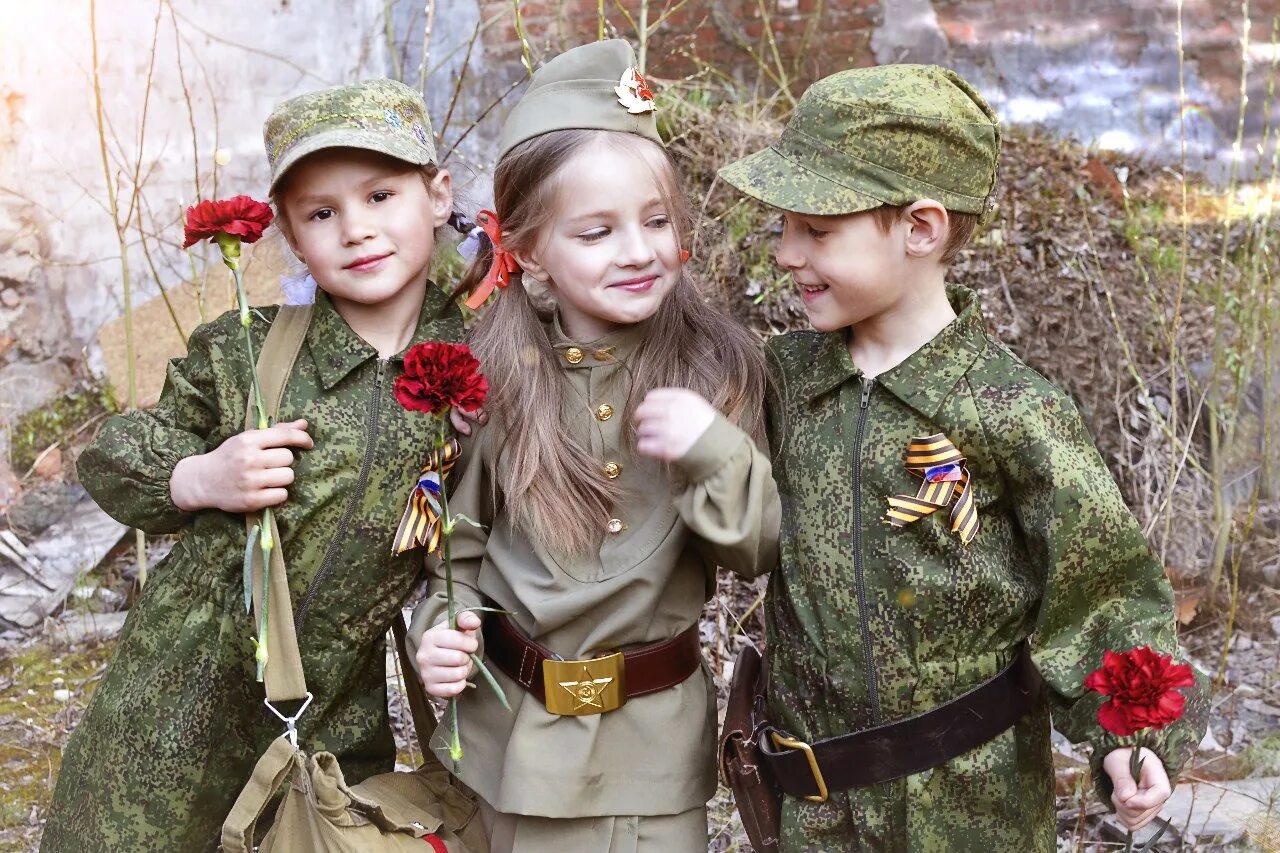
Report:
245,304,313,703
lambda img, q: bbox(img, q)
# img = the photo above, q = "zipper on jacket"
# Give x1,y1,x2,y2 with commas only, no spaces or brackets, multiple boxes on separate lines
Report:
852,376,884,728
295,358,388,632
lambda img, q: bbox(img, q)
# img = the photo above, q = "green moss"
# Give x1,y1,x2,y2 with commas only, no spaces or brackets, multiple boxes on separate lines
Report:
10,387,116,474
0,639,115,837
1238,731,1280,778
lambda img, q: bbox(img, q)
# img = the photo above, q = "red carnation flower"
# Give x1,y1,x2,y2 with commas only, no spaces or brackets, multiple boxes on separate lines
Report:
1084,646,1195,737
395,342,488,416
182,195,275,249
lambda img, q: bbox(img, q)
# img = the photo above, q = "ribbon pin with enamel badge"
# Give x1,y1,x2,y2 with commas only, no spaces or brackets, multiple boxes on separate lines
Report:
885,434,979,544
393,439,460,556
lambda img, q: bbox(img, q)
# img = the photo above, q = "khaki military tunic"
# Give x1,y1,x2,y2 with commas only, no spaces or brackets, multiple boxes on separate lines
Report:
408,316,780,824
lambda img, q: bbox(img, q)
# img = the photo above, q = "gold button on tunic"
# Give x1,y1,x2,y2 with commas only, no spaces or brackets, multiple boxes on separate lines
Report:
595,403,614,421
606,518,624,534
565,346,584,364
603,461,622,479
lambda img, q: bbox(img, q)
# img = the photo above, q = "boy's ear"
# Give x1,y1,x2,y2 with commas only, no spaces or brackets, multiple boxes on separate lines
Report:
902,199,948,260
428,169,454,228
276,209,304,262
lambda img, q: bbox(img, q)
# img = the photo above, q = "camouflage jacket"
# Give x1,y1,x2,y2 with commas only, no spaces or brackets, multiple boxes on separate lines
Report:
763,285,1207,852
42,288,462,852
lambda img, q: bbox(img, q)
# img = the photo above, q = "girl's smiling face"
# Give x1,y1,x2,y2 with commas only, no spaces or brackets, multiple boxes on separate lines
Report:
513,136,683,341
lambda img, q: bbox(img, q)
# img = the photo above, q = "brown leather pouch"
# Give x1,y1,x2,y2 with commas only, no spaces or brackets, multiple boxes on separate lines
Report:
719,643,780,853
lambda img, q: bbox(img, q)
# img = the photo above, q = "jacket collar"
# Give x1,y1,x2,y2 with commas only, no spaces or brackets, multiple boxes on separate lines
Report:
547,311,651,369
794,285,988,420
306,287,444,390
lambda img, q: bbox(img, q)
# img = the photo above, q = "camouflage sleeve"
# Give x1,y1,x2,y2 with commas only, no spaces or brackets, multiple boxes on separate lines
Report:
407,426,493,665
672,411,781,580
76,314,239,534
981,373,1208,805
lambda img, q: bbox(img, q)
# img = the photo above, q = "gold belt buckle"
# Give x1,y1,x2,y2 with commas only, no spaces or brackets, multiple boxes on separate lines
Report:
542,652,627,716
770,731,829,803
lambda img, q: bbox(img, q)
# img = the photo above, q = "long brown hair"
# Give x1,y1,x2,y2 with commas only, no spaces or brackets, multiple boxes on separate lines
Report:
458,129,767,555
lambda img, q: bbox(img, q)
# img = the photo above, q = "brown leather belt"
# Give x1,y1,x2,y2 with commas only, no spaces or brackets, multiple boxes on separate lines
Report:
760,643,1043,800
483,613,703,716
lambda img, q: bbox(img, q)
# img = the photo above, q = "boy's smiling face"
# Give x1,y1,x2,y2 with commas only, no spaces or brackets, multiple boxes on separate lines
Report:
774,208,912,333
280,147,452,313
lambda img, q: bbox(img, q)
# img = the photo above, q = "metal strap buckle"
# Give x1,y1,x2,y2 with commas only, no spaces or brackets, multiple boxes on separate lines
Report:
542,652,627,716
264,692,314,748
770,731,829,803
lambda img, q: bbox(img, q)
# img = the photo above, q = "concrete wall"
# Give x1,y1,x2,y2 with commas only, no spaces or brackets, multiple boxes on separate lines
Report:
0,0,388,497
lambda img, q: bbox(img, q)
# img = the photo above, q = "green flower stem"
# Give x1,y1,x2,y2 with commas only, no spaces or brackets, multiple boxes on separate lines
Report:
436,421,464,762
227,262,268,430
218,232,274,679
1123,739,1145,851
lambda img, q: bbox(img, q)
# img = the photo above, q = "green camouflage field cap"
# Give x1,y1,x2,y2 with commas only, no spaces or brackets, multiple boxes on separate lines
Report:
719,64,1000,215
264,78,437,194
497,39,663,159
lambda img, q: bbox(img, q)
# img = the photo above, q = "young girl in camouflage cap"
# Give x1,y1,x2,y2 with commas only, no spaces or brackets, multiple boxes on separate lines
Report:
717,64,1207,851
42,79,477,850
407,39,780,851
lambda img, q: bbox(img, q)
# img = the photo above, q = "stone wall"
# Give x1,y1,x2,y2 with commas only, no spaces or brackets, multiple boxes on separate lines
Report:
0,0,1264,502
479,0,1270,180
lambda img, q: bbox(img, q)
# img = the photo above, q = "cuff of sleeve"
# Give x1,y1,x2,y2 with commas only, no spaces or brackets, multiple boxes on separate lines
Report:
673,412,747,484
145,432,208,531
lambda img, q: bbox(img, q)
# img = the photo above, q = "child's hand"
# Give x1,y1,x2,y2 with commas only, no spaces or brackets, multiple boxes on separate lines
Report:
1103,747,1171,831
634,388,717,461
415,610,481,698
170,419,314,513
449,406,488,437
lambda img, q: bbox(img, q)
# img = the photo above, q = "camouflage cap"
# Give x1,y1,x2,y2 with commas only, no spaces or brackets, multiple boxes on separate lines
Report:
718,64,1000,215
497,39,663,160
263,78,437,195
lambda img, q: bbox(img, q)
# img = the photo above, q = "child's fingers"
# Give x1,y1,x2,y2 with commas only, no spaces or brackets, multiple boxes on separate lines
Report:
437,630,479,654
258,447,299,470
243,487,290,510
255,422,314,450
1125,778,1171,811
425,647,471,668
633,422,665,442
1118,804,1162,831
641,387,687,405
632,394,671,422
419,624,479,655
424,676,470,698
257,466,295,489
448,407,473,436
455,610,482,632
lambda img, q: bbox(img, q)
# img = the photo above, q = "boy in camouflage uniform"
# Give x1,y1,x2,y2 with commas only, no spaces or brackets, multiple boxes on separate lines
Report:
42,80,468,851
719,65,1208,851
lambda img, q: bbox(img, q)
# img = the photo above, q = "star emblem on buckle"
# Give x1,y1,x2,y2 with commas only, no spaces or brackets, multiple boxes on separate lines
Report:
558,665,614,712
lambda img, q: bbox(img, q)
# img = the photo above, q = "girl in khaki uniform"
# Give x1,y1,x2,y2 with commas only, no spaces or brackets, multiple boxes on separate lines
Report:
407,40,780,852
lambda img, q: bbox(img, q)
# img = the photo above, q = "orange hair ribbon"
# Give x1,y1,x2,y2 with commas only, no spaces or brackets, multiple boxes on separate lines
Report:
464,209,520,310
